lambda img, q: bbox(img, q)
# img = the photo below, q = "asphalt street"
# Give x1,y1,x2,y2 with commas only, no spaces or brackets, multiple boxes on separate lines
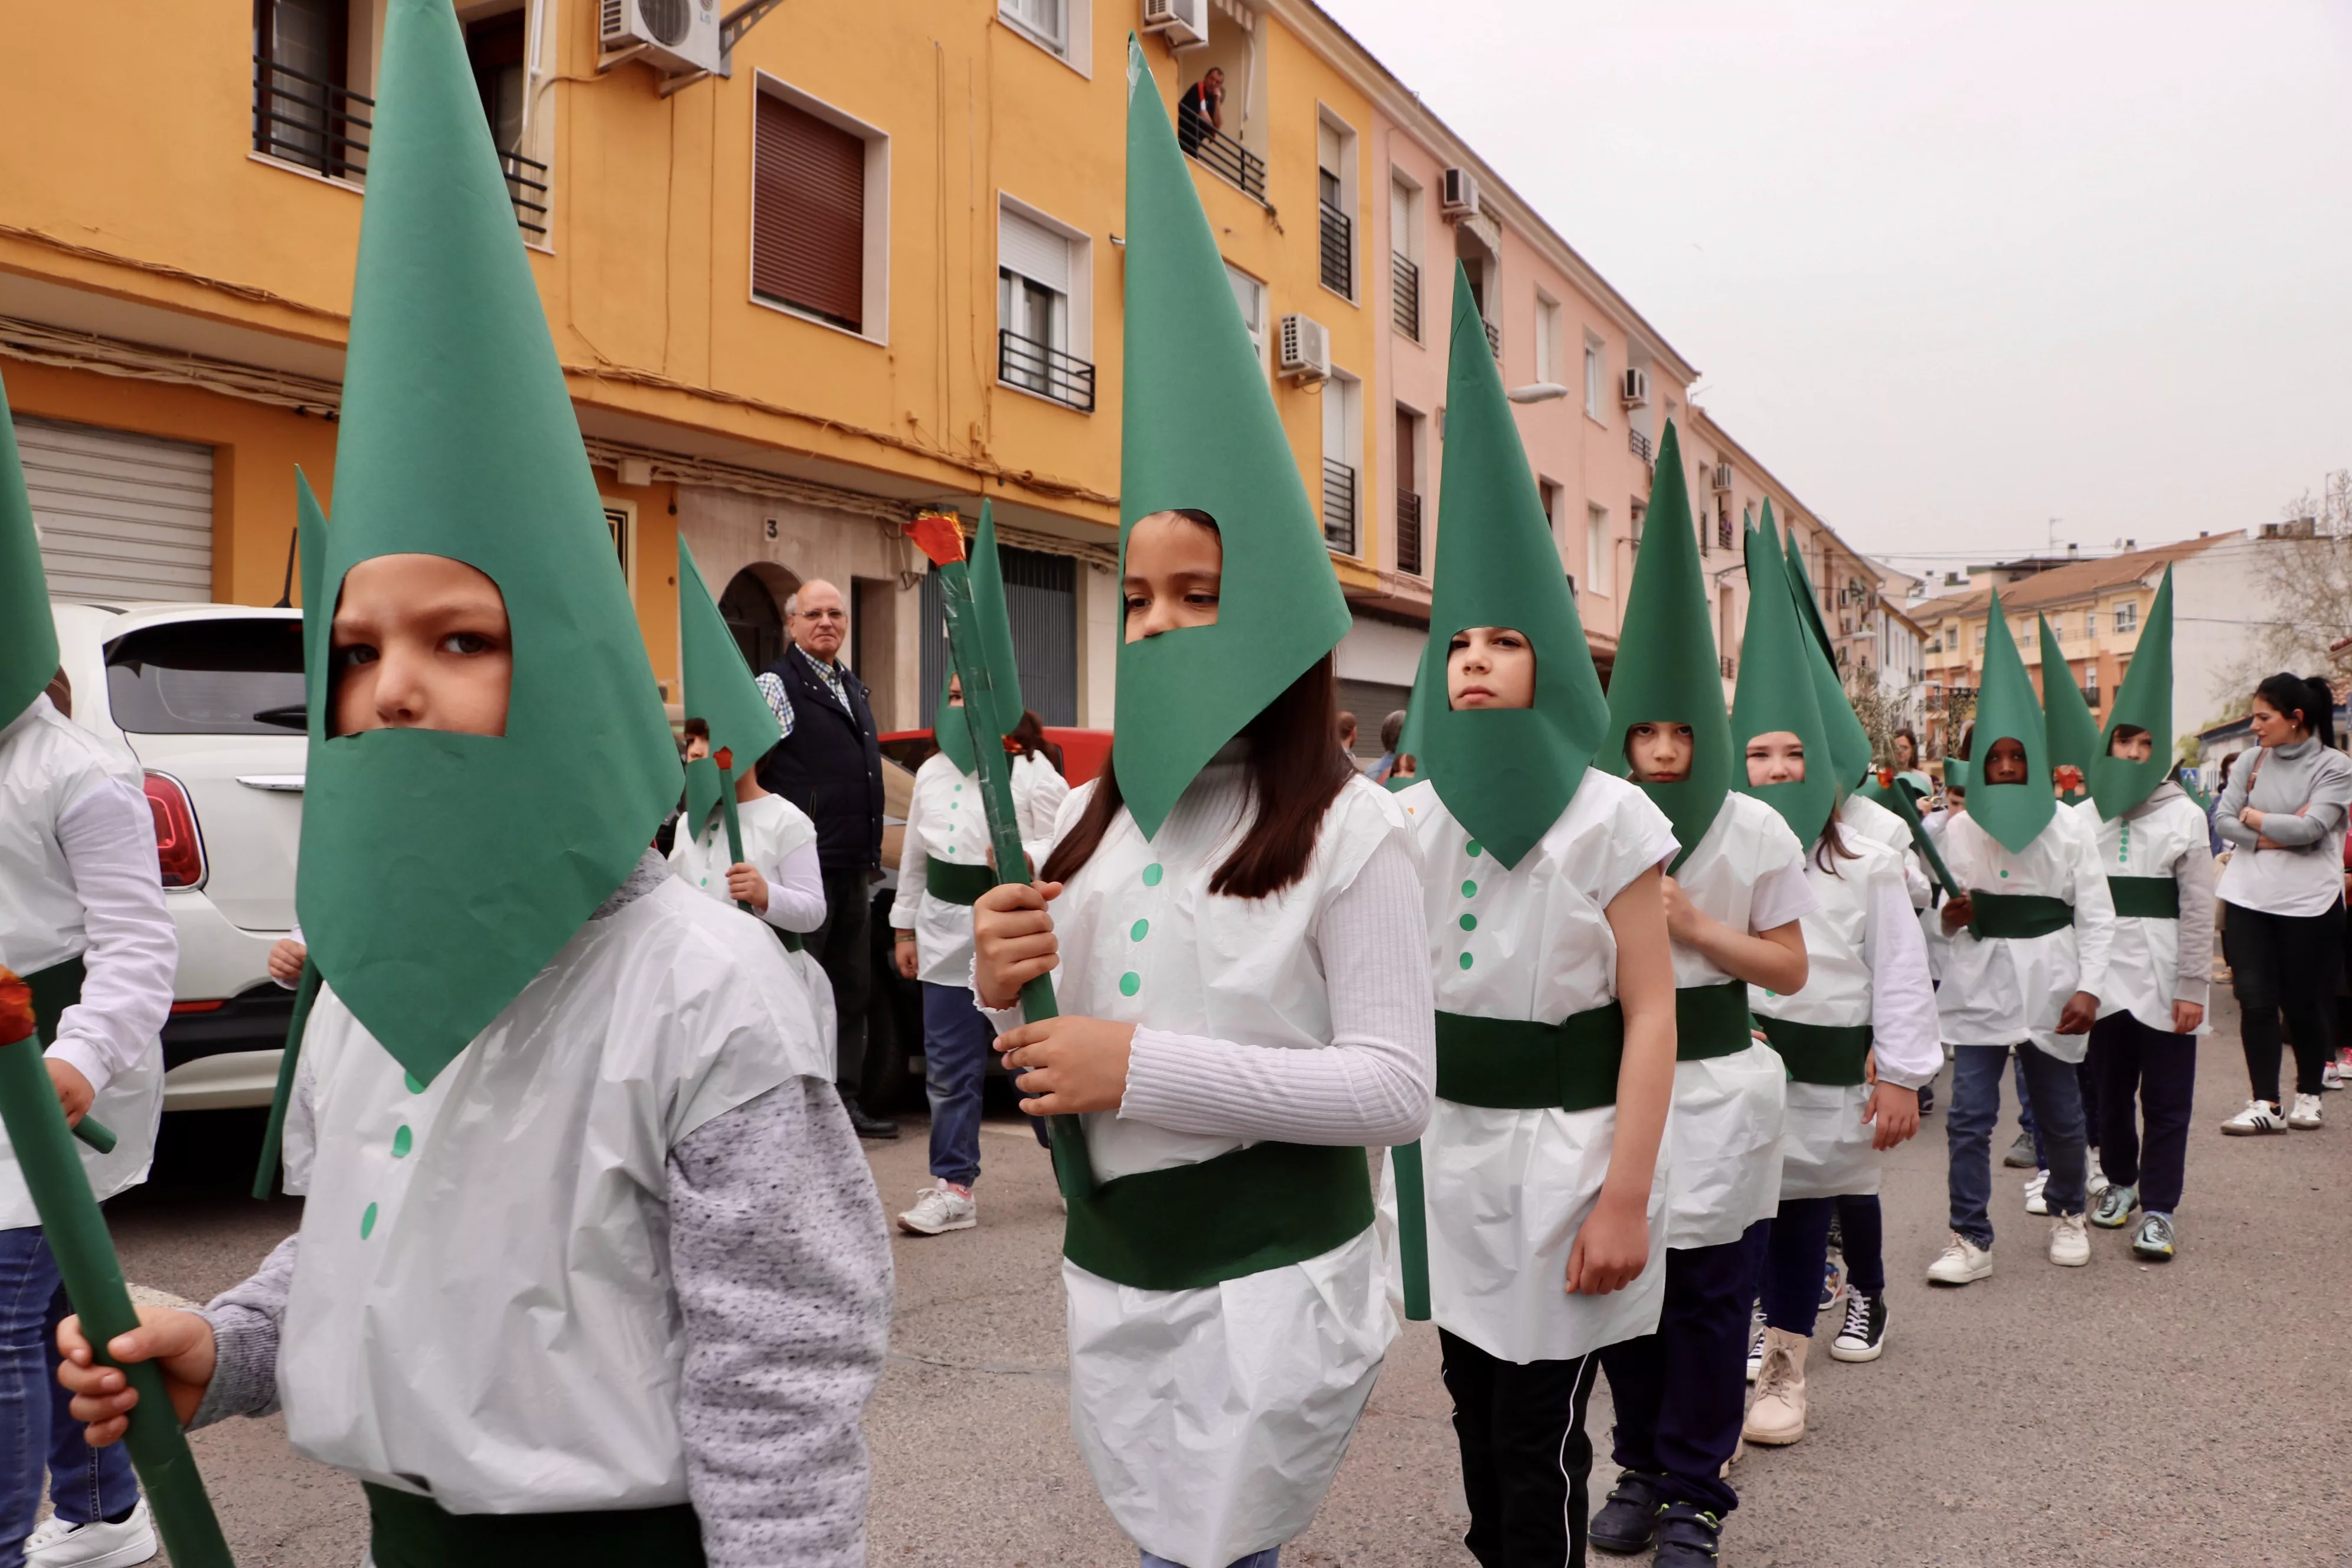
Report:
105,991,2352,1566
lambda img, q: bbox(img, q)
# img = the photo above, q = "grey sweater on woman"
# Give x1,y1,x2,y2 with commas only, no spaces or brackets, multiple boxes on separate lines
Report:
2216,735,2352,849
190,853,893,1568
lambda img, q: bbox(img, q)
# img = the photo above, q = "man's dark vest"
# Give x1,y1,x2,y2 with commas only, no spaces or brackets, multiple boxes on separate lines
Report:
756,649,883,873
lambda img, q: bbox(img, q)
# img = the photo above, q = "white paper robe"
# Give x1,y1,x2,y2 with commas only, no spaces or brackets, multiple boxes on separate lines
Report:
669,791,837,1052
887,750,1062,985
1842,792,1932,909
1661,793,1810,1250
0,701,165,1224
2077,793,2207,1032
277,878,827,1513
1375,770,1678,1363
1038,763,1410,1568
1932,808,2115,1064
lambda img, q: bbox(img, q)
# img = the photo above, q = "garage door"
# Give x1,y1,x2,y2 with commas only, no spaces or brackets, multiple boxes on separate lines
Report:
919,544,1079,726
19,417,214,602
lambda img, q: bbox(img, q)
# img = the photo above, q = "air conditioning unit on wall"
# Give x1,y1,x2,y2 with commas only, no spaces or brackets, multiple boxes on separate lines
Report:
1710,462,1733,494
1619,367,1649,408
1278,313,1331,381
1440,166,1480,219
601,0,725,76
1142,0,1209,48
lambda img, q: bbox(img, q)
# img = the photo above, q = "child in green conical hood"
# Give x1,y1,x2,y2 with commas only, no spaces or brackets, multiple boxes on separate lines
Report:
2039,615,2101,805
966,41,1432,1568
1383,270,1678,1568
0,368,178,1565
1925,590,2116,1289
1590,495,1817,1567
55,6,889,1562
2076,569,2216,1259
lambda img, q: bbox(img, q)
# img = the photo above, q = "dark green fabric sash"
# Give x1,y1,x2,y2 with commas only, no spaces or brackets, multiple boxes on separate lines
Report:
2108,876,2180,920
364,1484,705,1568
1433,1005,1625,1112
1675,979,1754,1062
1968,892,2074,940
924,855,997,906
24,958,85,1046
1060,1136,1372,1292
1756,1016,1874,1087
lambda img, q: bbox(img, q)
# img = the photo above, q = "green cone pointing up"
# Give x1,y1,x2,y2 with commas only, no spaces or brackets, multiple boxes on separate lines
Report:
932,502,1024,775
1781,516,1873,790
1414,264,1610,868
678,538,785,833
0,368,58,724
1966,589,2054,854
1732,512,1836,841
1112,37,1350,838
2089,566,2175,819
2037,614,2099,805
1605,420,1729,870
296,0,682,1086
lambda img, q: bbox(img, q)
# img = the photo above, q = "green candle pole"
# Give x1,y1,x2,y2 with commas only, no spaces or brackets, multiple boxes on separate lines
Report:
713,752,756,917
0,1002,236,1566
1878,778,1962,903
251,962,321,1200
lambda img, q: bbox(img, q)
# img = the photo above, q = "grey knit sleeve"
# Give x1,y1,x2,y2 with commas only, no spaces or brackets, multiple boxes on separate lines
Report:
2173,834,2218,1008
669,1078,893,1568
189,1233,300,1429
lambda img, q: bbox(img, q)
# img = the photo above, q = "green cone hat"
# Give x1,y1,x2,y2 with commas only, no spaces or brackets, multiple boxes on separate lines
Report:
2037,614,2098,805
1732,513,1837,841
2089,566,2175,819
1966,590,2055,854
932,502,1025,776
1604,420,1729,870
1780,517,1873,789
678,538,785,832
1414,265,1610,868
293,468,328,713
0,368,59,724
1112,37,1350,838
296,0,682,1086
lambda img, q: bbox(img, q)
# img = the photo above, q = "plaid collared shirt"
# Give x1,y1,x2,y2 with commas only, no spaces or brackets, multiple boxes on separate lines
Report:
756,645,853,738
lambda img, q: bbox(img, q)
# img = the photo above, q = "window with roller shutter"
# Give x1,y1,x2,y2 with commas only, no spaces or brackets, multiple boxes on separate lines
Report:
753,94,867,332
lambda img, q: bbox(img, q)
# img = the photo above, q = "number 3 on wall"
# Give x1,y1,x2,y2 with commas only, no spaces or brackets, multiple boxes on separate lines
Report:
765,519,779,541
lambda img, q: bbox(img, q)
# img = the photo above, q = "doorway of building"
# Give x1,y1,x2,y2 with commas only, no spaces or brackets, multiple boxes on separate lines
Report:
719,566,790,675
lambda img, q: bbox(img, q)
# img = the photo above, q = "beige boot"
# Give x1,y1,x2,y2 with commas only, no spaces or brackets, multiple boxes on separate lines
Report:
1741,1327,1809,1446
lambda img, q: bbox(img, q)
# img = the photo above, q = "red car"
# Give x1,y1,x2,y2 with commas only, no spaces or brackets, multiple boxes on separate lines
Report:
877,726,1112,784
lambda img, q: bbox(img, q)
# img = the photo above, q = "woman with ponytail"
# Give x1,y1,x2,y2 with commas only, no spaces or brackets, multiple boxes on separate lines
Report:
2215,673,2352,1133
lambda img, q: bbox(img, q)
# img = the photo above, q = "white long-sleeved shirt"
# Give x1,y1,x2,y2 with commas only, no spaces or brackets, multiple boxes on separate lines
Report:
668,794,826,933
46,779,176,1096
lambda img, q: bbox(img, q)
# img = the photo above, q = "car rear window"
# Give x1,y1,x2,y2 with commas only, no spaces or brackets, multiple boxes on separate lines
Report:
104,619,306,736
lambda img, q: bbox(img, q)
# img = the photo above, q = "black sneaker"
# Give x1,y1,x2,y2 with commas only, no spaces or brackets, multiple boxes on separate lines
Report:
844,1100,900,1139
1587,1470,1667,1554
1654,1501,1724,1566
1917,1080,1935,1116
2002,1130,2038,1168
1828,1290,1888,1363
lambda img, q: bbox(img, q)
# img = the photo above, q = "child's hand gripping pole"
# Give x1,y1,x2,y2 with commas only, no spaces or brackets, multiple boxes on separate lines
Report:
0,968,237,1568
713,749,755,917
905,515,1093,1199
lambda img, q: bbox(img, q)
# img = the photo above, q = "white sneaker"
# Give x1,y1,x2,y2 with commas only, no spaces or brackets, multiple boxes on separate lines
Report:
25,1500,158,1568
2288,1093,2324,1130
896,1182,977,1235
1926,1232,1994,1286
2048,1212,2091,1267
2024,1168,2049,1215
2085,1149,2111,1200
2322,1061,2345,1092
2220,1099,2288,1136
1743,1298,1768,1382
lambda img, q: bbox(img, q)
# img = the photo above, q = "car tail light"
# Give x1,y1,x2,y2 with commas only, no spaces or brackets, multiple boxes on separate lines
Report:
169,999,226,1014
143,773,207,889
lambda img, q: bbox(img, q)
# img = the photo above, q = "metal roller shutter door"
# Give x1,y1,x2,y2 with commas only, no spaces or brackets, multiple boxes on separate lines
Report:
919,545,1078,727
20,418,213,602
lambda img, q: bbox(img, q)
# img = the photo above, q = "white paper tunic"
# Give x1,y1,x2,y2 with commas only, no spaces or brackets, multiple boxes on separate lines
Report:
2077,792,2208,1031
669,793,838,1062
1660,793,1810,1250
887,752,1063,985
277,878,826,1514
1374,770,1677,1364
1931,808,2115,1064
1038,763,1411,1568
1842,792,1932,908
0,700,166,1227
1751,837,1938,1200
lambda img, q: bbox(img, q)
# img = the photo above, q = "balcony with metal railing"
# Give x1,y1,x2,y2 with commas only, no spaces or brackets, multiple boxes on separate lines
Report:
501,149,550,238
1483,316,1501,358
1178,106,1268,204
1318,201,1353,296
1391,253,1420,339
997,330,1096,413
1322,459,1358,555
1396,489,1423,576
1629,428,1653,463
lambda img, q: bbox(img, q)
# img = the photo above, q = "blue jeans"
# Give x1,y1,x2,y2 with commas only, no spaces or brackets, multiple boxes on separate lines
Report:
0,1226,138,1566
1143,1553,1278,1568
922,981,997,1188
1949,1044,2087,1247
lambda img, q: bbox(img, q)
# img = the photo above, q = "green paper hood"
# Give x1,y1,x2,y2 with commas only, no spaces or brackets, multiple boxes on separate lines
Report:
0,368,59,725
678,538,785,831
1731,512,1836,842
2089,566,2176,819
1965,589,2056,854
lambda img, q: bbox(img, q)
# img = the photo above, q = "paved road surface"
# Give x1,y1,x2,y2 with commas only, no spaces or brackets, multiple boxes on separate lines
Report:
109,993,2352,1565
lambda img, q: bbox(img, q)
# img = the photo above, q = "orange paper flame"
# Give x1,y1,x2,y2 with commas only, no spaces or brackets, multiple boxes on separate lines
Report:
714,747,735,772
1876,766,1894,788
0,968,34,1048
903,512,968,567
2054,764,2085,792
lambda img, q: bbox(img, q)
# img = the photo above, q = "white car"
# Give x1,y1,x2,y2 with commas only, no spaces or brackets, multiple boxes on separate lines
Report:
51,601,305,1112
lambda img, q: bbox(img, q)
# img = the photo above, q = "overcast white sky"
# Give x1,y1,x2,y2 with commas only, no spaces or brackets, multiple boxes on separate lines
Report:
1319,0,2352,576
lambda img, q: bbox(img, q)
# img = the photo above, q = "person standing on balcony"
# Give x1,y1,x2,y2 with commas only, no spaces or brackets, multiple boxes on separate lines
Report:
756,579,899,1139
1176,65,1224,154
0,380,174,1568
